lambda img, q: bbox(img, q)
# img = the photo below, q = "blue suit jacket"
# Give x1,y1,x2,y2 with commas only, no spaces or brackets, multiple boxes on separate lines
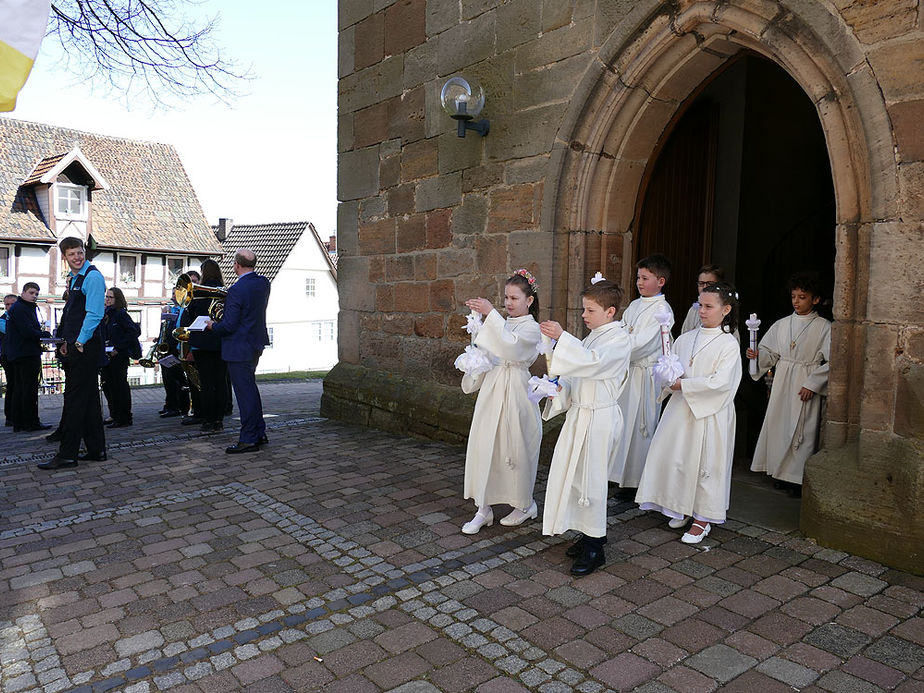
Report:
210,271,271,362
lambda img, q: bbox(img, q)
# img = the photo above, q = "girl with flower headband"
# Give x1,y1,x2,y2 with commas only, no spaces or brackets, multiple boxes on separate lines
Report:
635,281,742,544
458,269,542,534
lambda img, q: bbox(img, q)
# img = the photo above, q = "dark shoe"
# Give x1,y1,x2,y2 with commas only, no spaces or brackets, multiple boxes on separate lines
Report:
78,452,108,462
108,421,132,428
612,485,637,500
201,422,220,433
258,434,268,445
46,429,62,442
104,418,115,425
37,456,78,470
566,534,585,558
570,546,606,576
160,410,182,418
181,416,203,426
159,407,168,414
226,442,259,454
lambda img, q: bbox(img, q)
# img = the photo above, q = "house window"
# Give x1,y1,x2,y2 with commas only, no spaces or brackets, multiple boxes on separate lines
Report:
0,246,10,280
56,184,87,219
118,255,139,285
128,377,142,387
324,321,335,341
166,257,185,285
305,277,316,297
267,327,274,348
311,322,321,341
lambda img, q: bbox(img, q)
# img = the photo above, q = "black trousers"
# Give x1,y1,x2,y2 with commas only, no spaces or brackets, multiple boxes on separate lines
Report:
194,350,227,424
100,352,132,423
162,362,189,414
1,355,15,424
58,346,105,459
11,355,41,427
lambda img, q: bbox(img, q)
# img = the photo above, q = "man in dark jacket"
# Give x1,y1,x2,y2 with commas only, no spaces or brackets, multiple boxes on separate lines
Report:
5,283,52,431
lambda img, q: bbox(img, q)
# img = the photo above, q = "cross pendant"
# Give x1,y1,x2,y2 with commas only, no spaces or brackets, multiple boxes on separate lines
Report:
790,341,796,349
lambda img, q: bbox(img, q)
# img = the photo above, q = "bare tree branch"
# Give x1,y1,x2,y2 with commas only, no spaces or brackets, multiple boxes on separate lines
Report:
47,0,251,106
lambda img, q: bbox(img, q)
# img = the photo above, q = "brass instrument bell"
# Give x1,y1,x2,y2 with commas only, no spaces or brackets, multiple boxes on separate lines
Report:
174,273,227,321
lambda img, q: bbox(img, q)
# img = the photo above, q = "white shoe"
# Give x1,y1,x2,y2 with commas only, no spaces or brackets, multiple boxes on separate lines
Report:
681,522,711,544
500,501,538,526
668,516,689,529
462,507,494,535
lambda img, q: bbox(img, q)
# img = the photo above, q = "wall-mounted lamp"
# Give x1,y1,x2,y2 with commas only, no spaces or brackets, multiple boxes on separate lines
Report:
440,76,490,138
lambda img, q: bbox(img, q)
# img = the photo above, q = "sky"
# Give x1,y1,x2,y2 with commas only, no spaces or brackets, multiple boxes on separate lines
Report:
3,1,338,239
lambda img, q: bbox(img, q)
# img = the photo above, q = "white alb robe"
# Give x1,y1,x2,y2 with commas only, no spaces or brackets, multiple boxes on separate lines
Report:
462,310,542,509
750,312,831,484
636,327,742,523
610,294,673,487
542,321,631,537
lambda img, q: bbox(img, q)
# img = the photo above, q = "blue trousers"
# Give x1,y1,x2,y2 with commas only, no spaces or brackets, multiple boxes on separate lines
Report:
227,358,264,444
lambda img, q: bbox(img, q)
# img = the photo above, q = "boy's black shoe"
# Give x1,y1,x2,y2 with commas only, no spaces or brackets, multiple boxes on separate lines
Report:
45,429,62,442
566,533,607,557
78,451,108,462
37,456,78,470
160,410,182,418
570,546,605,576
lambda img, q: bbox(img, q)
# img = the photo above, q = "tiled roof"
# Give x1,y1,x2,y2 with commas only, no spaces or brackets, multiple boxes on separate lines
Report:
214,221,335,285
22,153,67,186
0,117,222,254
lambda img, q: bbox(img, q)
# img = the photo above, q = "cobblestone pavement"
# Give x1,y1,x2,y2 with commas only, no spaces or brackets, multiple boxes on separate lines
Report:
1,381,922,693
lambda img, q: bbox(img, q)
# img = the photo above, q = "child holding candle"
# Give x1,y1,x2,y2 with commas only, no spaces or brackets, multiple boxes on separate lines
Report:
747,272,831,496
636,282,742,543
459,270,542,534
610,253,674,493
539,276,631,575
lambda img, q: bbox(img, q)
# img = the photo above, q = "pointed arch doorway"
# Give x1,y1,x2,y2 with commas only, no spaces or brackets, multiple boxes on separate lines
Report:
635,54,836,460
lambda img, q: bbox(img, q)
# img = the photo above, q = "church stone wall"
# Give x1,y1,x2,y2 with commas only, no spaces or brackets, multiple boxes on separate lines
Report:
329,0,924,571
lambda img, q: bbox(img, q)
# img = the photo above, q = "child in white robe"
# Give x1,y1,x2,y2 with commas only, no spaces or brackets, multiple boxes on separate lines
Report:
747,272,831,495
636,282,742,544
539,278,631,576
610,254,674,491
460,270,542,534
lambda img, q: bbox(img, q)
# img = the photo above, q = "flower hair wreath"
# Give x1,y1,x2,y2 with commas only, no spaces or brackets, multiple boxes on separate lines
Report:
704,284,739,301
512,268,538,292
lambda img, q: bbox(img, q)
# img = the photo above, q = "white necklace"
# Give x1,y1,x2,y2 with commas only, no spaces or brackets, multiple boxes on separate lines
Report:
689,329,723,367
789,314,817,350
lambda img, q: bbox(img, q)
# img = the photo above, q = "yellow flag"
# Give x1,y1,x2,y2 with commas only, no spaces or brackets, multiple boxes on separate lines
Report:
0,0,51,111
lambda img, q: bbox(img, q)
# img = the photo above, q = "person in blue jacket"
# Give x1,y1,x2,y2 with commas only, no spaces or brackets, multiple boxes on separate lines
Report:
5,282,52,431
1,293,18,427
207,249,270,454
100,287,141,427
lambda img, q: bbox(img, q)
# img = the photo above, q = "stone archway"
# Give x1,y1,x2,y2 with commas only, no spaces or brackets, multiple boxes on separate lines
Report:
543,1,917,570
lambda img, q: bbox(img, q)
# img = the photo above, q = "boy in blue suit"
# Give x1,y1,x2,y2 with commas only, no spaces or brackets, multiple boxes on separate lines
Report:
207,248,271,453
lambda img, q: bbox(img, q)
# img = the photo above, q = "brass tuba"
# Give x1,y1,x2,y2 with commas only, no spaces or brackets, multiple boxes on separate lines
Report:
174,273,227,321
140,316,173,367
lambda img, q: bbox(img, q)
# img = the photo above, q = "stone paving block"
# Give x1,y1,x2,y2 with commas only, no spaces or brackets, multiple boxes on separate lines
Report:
831,572,889,597
842,654,907,689
590,652,660,690
816,669,886,693
863,635,924,674
685,643,757,683
363,651,430,689
805,623,874,659
656,664,716,693
430,655,498,692
757,655,820,687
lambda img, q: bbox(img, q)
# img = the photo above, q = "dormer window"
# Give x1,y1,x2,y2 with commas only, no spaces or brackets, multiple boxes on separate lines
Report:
56,183,87,219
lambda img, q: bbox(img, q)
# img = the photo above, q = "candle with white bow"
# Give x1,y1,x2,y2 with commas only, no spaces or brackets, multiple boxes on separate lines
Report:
652,304,684,390
746,312,761,376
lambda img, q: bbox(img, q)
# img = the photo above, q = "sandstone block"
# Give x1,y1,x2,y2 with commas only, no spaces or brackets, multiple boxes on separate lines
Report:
437,248,474,278
389,87,426,144
355,12,385,70
368,256,386,282
414,252,437,280
338,147,380,201
859,322,899,432
505,155,550,184
359,195,386,222
840,0,917,44
414,313,445,338
889,99,924,162
401,138,439,181
339,55,405,113
404,41,437,89
338,310,360,363
386,254,415,281
515,18,593,73
542,0,572,32
339,0,374,30
336,200,360,256
496,0,542,53
430,279,456,311
358,217,396,255
426,0,458,36
595,0,662,48
337,256,374,311
462,162,505,192
486,102,567,161
416,172,462,211
451,193,488,235
382,313,415,335
353,99,394,148
426,208,453,248
394,282,430,311
897,162,924,220
454,275,501,310
388,183,416,216
906,329,924,362
476,234,509,274
462,0,503,21
514,54,589,111
376,284,395,311
869,38,924,101
895,362,924,439
338,112,354,152
488,183,541,233
385,0,426,55
509,230,553,286
397,214,428,252
438,131,485,174
339,25,355,78
380,153,401,188
438,11,495,75
866,222,924,323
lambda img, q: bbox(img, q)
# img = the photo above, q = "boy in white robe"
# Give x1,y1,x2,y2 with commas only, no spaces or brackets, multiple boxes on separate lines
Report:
539,278,631,576
610,254,674,492
459,271,543,534
748,272,831,495
636,282,743,544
